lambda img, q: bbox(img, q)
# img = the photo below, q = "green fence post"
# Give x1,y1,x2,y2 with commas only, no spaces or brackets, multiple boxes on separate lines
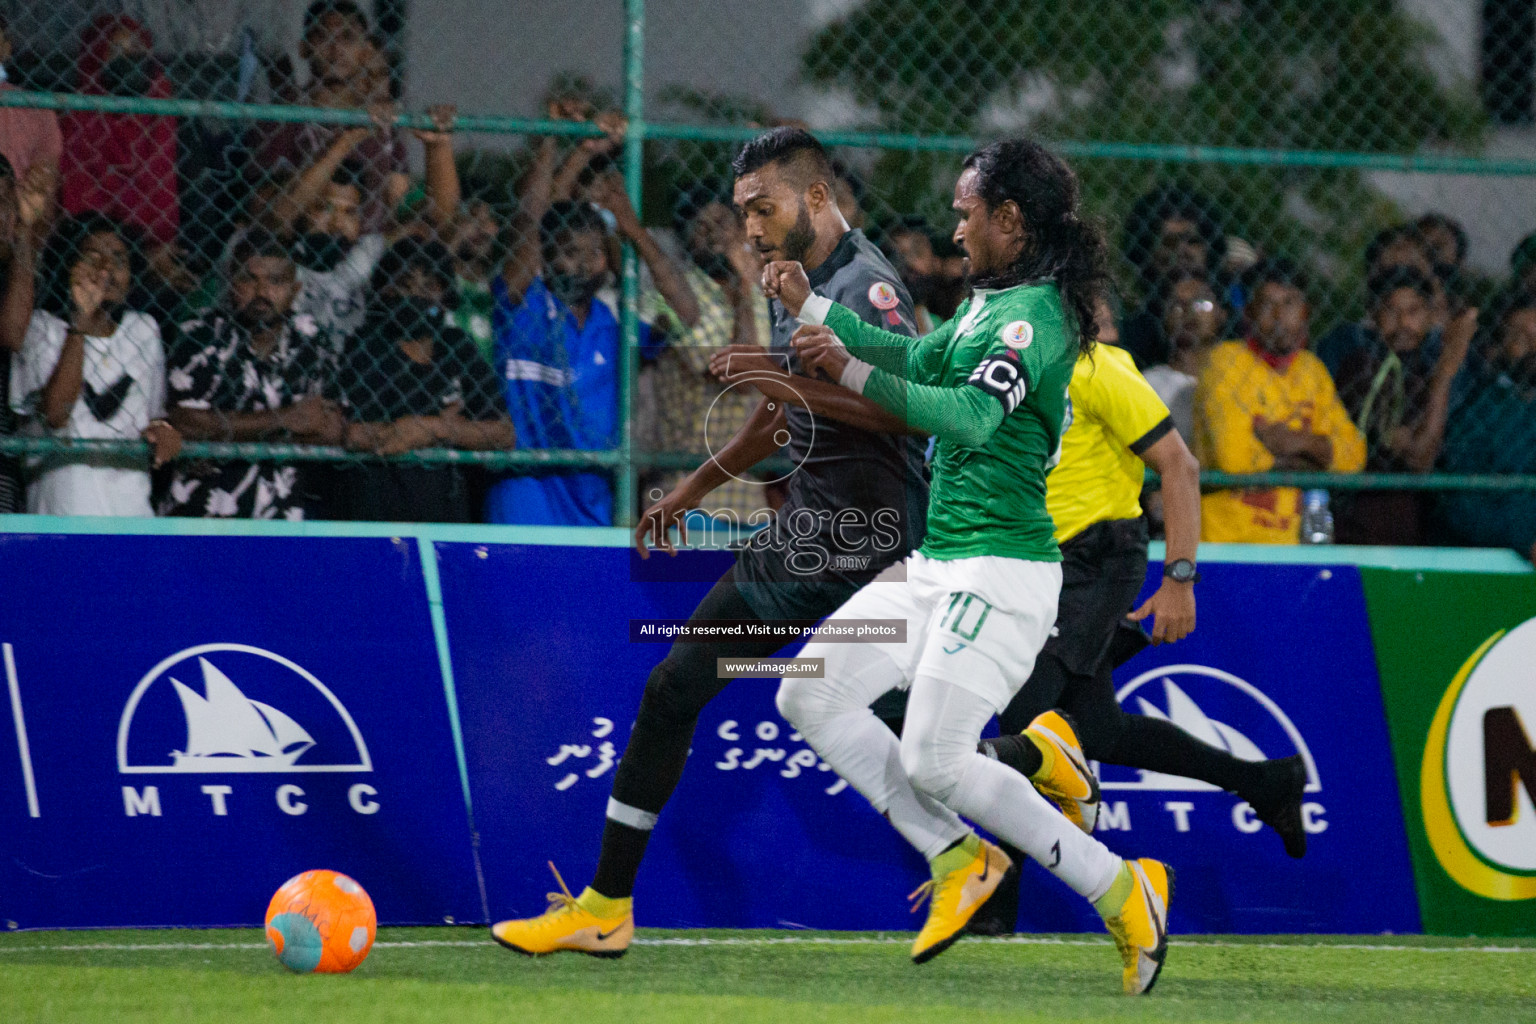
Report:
617,0,646,528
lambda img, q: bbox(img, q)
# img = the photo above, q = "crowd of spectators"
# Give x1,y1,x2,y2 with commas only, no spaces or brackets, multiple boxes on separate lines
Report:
0,2,1534,559
0,3,576,525
1105,186,1536,559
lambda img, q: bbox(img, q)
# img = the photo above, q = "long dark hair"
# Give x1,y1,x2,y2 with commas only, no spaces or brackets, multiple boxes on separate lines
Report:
962,139,1110,357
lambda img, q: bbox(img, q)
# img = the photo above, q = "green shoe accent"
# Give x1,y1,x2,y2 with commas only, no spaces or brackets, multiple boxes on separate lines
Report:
1024,729,1057,785
928,833,982,880
1093,862,1134,918
576,887,632,919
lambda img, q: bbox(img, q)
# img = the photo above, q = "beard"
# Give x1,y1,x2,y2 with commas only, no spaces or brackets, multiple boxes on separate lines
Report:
548,271,607,308
1382,329,1425,354
236,299,283,330
779,201,816,264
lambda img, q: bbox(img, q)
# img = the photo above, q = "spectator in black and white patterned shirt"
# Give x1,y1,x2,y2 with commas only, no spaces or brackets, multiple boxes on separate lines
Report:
159,228,344,519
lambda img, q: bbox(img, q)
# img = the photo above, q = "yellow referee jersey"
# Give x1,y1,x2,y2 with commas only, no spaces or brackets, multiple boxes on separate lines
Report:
1046,344,1175,544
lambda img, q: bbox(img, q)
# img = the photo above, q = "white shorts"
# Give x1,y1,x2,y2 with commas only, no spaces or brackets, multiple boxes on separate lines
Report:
820,551,1061,713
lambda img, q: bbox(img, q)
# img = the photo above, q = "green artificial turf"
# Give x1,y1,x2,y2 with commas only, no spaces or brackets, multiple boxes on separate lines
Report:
2,928,1533,1023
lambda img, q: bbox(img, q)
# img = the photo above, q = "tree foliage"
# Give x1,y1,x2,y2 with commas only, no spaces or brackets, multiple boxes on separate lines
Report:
801,0,1485,317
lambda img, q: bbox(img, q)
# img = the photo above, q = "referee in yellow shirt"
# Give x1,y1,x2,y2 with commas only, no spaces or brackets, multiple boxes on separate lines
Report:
981,340,1308,858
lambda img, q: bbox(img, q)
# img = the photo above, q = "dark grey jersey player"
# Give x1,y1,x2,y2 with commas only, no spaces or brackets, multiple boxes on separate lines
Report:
492,127,931,957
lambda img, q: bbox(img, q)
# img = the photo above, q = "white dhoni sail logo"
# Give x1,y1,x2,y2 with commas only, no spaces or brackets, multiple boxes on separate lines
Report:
170,658,316,769
1101,664,1320,792
118,643,372,774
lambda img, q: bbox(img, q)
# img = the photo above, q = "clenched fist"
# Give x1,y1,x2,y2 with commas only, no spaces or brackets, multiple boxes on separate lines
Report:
761,261,811,317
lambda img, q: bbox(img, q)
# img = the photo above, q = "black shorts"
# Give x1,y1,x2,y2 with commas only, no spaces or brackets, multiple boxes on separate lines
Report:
732,570,870,624
1045,517,1151,676
995,517,1150,733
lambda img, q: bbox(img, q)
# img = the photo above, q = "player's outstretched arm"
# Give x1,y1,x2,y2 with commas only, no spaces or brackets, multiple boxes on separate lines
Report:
1130,430,1200,644
633,394,786,557
771,373,926,436
860,370,1004,448
708,339,925,436
790,325,1005,447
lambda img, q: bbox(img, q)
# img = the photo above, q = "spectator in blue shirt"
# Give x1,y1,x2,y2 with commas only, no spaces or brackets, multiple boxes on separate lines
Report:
486,122,697,525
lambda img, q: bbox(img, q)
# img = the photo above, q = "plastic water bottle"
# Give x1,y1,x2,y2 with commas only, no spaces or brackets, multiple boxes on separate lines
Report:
1299,489,1334,545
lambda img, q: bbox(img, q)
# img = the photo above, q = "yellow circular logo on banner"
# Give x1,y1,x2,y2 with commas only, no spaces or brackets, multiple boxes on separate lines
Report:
1421,621,1536,901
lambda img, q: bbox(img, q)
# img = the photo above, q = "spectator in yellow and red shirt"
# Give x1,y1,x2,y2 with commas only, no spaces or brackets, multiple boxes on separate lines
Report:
1195,258,1366,544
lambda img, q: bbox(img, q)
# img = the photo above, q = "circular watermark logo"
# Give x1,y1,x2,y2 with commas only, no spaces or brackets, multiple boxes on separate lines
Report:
704,378,815,486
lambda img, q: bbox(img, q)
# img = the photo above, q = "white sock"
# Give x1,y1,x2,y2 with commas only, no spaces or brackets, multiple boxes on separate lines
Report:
778,646,970,860
903,676,1122,901
952,754,1121,900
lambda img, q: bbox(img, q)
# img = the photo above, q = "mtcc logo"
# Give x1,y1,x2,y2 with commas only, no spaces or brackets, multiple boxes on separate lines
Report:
116,644,377,818
1423,618,1536,901
1094,664,1324,837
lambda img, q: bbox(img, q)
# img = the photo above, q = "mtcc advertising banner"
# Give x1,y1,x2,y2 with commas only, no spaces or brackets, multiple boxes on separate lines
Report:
2,526,1526,934
1081,562,1417,935
0,533,482,929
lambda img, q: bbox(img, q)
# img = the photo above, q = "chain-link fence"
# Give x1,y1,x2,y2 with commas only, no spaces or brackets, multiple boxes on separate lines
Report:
0,0,1534,549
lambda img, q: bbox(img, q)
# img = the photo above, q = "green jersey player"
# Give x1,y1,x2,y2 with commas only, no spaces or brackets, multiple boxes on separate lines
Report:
767,139,1174,995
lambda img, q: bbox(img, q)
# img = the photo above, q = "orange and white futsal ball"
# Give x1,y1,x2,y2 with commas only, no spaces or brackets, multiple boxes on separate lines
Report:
264,869,377,973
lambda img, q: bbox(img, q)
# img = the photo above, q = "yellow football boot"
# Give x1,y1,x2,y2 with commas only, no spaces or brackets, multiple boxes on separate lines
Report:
909,836,1012,964
490,863,633,958
1099,857,1174,995
1023,710,1101,833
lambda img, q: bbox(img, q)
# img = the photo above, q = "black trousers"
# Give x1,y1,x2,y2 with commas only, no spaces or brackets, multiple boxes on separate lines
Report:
607,565,817,817
996,518,1151,744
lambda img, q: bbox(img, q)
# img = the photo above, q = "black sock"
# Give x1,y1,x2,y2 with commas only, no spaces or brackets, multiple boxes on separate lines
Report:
978,733,1044,778
1104,714,1265,794
591,818,652,900
589,714,695,900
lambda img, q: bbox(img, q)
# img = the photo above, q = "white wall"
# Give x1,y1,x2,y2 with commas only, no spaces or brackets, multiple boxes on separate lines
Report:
403,0,809,119
1373,0,1536,274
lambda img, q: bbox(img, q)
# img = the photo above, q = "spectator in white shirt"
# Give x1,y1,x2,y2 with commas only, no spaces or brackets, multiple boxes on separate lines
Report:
1141,269,1224,443
9,212,179,515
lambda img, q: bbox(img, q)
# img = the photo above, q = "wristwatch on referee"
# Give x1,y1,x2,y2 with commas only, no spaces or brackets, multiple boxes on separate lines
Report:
1164,559,1200,584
